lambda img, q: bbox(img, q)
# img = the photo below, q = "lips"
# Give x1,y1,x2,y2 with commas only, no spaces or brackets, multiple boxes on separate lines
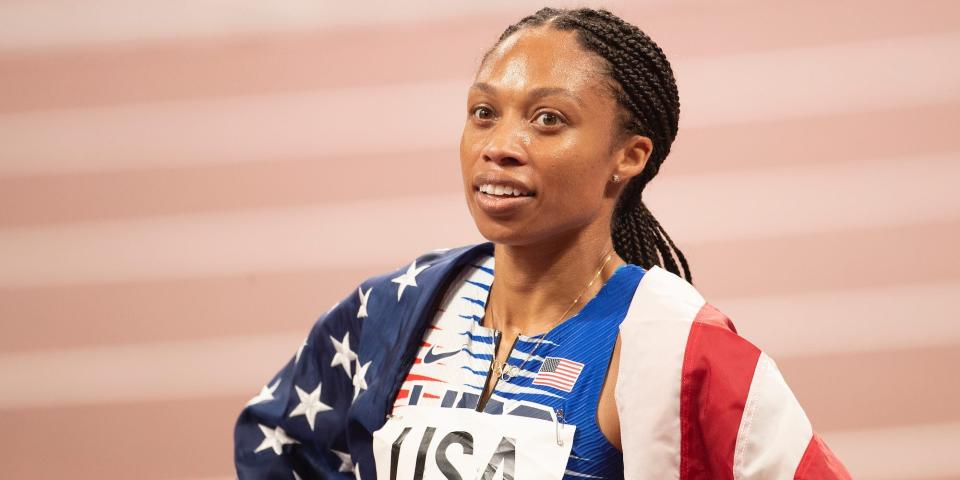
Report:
471,172,536,217
472,172,536,198
473,187,535,217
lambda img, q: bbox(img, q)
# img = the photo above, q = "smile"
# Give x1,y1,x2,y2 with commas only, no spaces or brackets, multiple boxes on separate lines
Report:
477,183,535,197
474,188,535,217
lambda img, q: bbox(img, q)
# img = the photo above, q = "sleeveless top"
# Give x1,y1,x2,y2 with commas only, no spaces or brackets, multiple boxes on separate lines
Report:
391,253,647,479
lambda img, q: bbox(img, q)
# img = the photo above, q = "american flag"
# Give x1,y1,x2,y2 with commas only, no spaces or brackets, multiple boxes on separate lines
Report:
533,357,584,392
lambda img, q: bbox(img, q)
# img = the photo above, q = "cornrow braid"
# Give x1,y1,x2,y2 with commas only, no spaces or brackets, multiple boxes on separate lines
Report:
483,7,692,282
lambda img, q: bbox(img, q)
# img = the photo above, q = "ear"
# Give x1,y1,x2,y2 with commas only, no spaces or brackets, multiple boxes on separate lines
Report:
613,134,653,181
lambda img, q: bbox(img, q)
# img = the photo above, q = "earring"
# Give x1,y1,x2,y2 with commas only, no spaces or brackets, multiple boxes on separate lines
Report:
611,174,622,184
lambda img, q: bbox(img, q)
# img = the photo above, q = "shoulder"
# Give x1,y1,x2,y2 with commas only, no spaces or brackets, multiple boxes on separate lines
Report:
355,242,493,293
616,266,828,478
319,242,493,327
301,241,493,372
620,265,737,333
617,264,761,391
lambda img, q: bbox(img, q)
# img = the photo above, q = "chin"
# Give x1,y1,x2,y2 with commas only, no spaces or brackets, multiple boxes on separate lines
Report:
464,191,548,246
471,217,528,246
472,217,556,248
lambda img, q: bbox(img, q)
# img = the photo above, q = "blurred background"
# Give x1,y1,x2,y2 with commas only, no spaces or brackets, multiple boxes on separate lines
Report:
1,0,958,478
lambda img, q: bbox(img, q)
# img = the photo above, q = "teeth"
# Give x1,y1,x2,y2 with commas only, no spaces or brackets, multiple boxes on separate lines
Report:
478,183,531,197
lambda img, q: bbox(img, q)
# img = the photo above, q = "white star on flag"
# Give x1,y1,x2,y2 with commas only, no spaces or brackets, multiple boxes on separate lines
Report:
332,449,355,473
353,360,371,402
357,286,372,318
330,331,358,377
391,260,429,301
288,384,333,431
246,378,280,406
255,424,298,455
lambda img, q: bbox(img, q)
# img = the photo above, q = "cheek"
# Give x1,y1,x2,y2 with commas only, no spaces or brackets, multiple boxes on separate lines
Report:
537,142,607,211
460,123,485,154
546,140,601,187
459,129,478,174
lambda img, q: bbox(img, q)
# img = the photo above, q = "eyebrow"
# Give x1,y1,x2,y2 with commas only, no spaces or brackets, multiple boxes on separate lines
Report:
470,82,585,107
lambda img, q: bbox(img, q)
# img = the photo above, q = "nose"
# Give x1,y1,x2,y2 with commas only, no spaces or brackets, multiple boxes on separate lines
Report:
480,119,528,167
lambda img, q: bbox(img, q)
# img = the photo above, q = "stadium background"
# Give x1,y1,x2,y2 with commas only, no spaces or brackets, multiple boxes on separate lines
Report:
1,1,958,478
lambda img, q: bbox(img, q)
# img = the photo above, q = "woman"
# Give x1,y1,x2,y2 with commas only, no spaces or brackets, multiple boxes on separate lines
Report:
235,7,851,479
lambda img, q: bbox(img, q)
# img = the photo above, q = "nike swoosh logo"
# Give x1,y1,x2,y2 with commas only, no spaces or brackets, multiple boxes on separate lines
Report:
423,345,462,364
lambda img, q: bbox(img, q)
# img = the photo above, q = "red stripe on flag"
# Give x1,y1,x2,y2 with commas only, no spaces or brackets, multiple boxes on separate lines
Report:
794,434,853,479
694,303,738,333
542,375,578,385
533,378,575,390
679,303,760,480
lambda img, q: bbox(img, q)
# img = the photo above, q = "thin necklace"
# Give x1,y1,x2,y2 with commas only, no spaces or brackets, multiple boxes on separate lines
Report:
487,248,615,382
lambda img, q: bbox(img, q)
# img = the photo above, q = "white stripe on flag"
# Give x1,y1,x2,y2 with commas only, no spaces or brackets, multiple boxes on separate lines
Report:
617,266,706,480
733,353,813,480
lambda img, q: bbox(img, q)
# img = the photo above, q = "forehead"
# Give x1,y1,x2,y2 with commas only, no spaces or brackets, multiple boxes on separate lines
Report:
475,26,609,98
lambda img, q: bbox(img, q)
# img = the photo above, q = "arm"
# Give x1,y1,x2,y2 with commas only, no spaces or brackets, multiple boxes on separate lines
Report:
234,288,363,479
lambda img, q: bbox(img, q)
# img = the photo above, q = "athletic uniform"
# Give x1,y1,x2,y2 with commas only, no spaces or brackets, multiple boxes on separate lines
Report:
234,242,851,479
391,252,636,479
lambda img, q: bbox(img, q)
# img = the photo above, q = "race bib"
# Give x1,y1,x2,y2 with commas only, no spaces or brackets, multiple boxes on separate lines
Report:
372,405,576,480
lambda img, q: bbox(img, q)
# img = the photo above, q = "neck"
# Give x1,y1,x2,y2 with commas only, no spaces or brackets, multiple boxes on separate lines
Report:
485,226,626,336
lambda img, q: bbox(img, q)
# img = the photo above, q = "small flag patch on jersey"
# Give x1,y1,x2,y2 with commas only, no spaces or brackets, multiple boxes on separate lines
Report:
532,357,584,392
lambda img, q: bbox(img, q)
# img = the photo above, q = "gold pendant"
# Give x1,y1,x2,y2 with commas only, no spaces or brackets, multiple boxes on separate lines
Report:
491,359,520,382
499,364,520,382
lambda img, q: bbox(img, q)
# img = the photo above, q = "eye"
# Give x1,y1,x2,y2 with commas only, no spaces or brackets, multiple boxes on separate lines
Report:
470,105,495,122
533,111,565,128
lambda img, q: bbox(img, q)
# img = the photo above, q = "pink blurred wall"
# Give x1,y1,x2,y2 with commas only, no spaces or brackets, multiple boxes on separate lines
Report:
1,1,959,478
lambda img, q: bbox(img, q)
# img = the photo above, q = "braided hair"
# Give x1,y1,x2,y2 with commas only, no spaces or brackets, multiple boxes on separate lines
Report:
481,7,692,282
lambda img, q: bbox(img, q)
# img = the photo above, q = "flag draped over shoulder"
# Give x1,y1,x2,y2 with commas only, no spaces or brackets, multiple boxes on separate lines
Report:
233,242,851,479
617,266,851,480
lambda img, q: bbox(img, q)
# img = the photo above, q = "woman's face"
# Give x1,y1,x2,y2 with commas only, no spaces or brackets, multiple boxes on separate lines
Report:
460,26,644,246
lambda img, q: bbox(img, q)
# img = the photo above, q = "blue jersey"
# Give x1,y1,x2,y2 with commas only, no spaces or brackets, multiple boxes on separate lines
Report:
394,252,644,478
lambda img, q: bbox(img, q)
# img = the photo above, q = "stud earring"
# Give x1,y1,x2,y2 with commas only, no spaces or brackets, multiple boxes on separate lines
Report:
611,174,622,184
